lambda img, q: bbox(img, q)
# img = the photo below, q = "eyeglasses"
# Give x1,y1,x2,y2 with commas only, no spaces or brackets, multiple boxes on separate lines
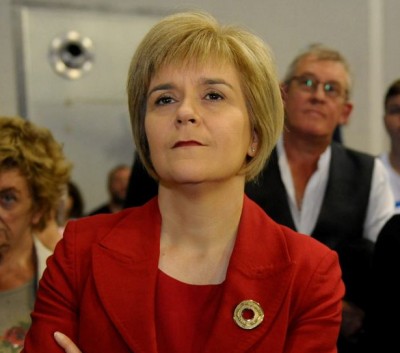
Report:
289,75,345,99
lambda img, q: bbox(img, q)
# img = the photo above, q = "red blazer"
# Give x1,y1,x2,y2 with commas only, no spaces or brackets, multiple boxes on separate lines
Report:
23,196,344,353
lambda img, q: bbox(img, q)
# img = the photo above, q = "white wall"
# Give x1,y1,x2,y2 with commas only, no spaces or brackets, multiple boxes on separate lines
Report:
0,0,18,115
1,0,399,211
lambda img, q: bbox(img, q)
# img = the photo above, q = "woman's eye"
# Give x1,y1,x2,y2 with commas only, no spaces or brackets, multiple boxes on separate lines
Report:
155,95,174,105
205,92,223,101
0,192,17,208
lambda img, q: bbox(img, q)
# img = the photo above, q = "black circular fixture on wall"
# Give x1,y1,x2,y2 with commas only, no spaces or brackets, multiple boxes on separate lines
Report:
49,31,94,80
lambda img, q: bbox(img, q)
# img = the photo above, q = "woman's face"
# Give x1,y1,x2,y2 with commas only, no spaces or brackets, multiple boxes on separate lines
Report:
145,61,256,186
0,168,41,261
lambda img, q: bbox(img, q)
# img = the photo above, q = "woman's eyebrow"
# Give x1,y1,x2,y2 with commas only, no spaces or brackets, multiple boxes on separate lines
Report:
148,83,174,97
201,78,233,89
147,78,234,97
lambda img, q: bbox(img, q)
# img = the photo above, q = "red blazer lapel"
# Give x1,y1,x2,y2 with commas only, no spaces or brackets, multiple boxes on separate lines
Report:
92,199,161,353
204,196,295,353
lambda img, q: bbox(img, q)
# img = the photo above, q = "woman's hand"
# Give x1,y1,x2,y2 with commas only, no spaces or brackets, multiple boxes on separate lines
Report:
54,332,82,353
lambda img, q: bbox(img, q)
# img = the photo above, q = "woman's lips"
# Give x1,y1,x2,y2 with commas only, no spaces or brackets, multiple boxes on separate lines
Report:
173,140,203,148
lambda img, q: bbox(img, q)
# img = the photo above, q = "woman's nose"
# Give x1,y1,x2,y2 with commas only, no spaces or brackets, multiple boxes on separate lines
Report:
175,98,199,125
176,115,197,124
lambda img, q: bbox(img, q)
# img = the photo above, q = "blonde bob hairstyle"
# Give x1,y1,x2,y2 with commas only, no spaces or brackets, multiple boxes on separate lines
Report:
127,10,284,182
0,116,72,231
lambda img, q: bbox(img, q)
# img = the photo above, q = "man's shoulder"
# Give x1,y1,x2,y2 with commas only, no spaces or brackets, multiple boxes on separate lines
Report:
331,141,375,161
331,142,375,171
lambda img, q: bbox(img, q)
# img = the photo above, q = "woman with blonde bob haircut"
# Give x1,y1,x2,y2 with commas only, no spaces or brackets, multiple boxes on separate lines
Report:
23,11,344,353
127,11,283,181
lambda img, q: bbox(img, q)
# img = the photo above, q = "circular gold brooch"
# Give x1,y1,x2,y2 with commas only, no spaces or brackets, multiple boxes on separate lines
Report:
233,299,264,330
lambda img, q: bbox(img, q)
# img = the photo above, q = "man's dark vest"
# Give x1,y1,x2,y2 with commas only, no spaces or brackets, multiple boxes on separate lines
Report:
245,142,375,308
245,142,374,250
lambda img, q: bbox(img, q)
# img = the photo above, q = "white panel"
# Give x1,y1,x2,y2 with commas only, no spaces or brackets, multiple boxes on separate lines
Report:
366,0,387,154
20,6,160,212
0,0,18,114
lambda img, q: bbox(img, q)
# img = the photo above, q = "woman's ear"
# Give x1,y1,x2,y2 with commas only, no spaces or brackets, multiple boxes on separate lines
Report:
248,131,259,157
31,207,44,227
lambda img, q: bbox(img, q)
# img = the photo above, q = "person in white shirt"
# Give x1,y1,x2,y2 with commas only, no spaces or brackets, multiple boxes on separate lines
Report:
245,43,395,353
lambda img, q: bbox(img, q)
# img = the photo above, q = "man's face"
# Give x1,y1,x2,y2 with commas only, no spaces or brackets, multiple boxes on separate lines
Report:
384,94,400,143
283,55,353,141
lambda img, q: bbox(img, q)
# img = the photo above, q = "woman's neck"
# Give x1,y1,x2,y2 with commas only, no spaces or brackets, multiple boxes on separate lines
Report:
157,178,244,284
0,235,35,291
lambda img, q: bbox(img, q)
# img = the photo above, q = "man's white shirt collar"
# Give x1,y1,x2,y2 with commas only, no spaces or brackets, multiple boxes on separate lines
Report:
276,137,331,235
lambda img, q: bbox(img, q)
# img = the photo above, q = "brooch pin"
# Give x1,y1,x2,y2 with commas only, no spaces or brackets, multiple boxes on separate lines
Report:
233,299,264,330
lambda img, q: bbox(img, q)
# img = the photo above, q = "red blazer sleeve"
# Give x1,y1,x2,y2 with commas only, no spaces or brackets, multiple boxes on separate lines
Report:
284,249,344,353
